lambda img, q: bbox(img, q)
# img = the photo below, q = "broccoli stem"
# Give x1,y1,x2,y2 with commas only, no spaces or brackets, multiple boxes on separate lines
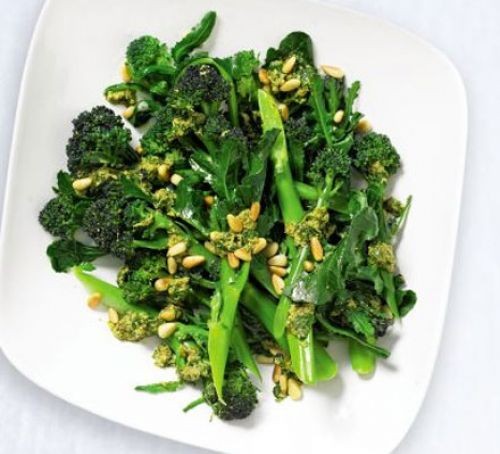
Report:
258,89,320,384
232,316,261,380
294,181,320,201
349,340,376,375
73,266,157,316
208,259,250,401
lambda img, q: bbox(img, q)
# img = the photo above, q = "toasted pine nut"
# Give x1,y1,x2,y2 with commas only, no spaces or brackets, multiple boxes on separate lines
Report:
209,232,219,241
272,274,285,295
333,110,344,124
170,173,183,186
167,257,177,275
321,65,344,79
159,306,177,322
234,248,252,262
135,145,144,154
263,242,279,258
182,255,206,269
158,322,177,339
356,117,373,134
227,252,240,269
282,55,297,74
72,177,92,192
269,265,287,277
310,237,324,262
287,378,302,400
154,277,170,292
256,355,275,365
252,237,267,255
204,241,216,254
280,78,301,92
272,364,282,383
278,103,289,121
122,106,135,119
87,292,102,309
157,164,170,182
204,195,215,206
303,260,315,272
279,374,288,393
108,308,119,324
120,63,131,82
227,214,243,233
167,242,187,257
258,68,270,85
249,201,261,221
268,254,288,267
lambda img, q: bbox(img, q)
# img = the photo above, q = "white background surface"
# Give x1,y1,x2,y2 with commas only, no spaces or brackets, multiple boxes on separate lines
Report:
0,1,498,453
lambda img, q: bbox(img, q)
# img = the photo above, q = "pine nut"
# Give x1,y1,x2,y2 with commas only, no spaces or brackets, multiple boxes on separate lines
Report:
182,255,206,269
251,237,267,254
263,242,279,258
87,292,102,309
122,106,135,119
167,257,177,275
333,110,344,124
268,254,288,267
108,308,119,324
356,117,373,133
279,374,288,393
278,103,289,121
282,55,297,74
135,144,144,154
269,265,287,277
249,201,261,221
158,322,177,339
72,177,92,192
209,232,219,241
227,214,243,233
227,252,240,269
120,63,131,82
272,274,285,295
310,237,324,262
159,306,177,322
280,78,301,92
204,241,216,254
170,173,183,186
204,195,215,206
234,248,252,262
287,378,302,400
256,355,275,365
272,364,282,383
258,68,270,85
304,260,315,272
167,242,187,257
154,277,170,292
157,164,170,182
321,65,344,79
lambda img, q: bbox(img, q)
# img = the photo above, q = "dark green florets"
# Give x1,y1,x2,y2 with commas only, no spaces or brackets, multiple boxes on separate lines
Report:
202,363,258,420
176,64,229,107
39,196,86,239
352,132,401,182
126,35,172,79
66,106,138,174
307,145,351,185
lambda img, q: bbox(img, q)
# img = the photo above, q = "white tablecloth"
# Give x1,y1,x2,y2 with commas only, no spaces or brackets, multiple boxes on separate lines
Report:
1,0,499,452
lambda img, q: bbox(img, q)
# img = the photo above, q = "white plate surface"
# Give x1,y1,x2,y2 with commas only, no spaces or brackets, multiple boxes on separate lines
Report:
0,0,466,453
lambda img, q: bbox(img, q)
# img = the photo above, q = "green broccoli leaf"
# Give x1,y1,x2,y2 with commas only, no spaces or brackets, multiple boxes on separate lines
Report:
47,239,106,273
266,31,314,65
135,381,184,394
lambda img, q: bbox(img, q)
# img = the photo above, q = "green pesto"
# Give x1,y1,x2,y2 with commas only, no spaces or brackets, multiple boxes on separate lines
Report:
368,242,396,273
166,276,191,304
105,89,136,106
285,303,315,340
285,206,329,247
109,311,159,342
153,344,173,367
152,188,177,212
177,343,210,382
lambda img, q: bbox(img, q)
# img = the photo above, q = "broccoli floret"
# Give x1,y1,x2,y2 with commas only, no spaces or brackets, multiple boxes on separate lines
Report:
117,251,167,306
66,106,138,174
126,35,173,81
307,144,351,186
285,303,315,339
152,344,173,367
352,132,401,182
109,310,159,341
39,196,87,239
152,188,177,212
368,241,396,273
202,362,258,420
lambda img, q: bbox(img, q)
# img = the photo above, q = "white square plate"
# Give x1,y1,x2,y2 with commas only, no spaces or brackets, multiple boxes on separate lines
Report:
0,0,467,453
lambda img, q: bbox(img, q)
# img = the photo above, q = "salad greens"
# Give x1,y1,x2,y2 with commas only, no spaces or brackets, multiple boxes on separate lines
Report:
39,11,416,421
